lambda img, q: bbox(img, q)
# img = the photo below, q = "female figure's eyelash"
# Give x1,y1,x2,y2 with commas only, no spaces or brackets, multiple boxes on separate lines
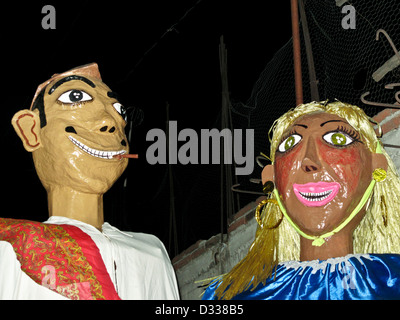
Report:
276,128,302,154
280,128,300,144
337,125,361,142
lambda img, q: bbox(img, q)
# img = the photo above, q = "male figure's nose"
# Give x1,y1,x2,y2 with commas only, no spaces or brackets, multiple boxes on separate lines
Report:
99,126,116,133
95,110,117,134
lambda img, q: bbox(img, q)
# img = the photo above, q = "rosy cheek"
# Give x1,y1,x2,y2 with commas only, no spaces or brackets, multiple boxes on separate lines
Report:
275,146,302,199
317,140,362,193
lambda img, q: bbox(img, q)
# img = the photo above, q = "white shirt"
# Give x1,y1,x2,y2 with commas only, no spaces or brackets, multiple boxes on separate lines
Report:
0,216,180,300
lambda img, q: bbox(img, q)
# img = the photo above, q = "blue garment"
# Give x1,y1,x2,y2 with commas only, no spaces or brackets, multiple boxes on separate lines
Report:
202,254,400,300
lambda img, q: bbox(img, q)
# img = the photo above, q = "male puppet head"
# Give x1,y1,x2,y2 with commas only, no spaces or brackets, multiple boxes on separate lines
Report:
12,63,129,195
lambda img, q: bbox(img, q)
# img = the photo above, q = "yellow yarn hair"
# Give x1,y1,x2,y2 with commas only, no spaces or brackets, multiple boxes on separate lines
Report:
213,101,400,300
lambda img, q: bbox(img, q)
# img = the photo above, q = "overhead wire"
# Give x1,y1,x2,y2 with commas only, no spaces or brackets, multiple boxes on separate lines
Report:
119,0,204,84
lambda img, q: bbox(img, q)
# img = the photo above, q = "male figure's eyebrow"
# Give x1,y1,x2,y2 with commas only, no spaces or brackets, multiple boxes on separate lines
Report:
48,75,96,95
320,119,347,127
107,91,119,100
294,124,308,129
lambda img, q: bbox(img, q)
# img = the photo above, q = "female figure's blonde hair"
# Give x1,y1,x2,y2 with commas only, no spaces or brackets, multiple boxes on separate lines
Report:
214,101,400,299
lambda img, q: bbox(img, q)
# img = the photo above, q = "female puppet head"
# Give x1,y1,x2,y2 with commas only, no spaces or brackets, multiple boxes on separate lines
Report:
213,101,400,299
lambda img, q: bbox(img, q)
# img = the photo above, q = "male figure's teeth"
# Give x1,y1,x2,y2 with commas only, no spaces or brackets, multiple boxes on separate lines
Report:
299,190,333,202
68,136,126,160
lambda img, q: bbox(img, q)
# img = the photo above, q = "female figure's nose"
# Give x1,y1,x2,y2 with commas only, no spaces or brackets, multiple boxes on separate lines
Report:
301,138,321,173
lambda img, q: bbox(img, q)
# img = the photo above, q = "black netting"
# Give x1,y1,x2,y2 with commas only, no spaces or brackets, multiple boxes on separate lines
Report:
232,0,400,231
234,0,400,178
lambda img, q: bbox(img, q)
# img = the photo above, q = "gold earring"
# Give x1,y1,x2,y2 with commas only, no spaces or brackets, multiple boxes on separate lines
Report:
255,181,283,229
255,199,283,229
255,199,269,228
254,199,283,229
373,168,387,182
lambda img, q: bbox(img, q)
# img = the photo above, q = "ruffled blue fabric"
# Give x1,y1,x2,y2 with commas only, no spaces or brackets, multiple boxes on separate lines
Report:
202,254,400,300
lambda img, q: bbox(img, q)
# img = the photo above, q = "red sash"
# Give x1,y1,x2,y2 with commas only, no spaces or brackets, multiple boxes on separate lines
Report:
0,218,120,300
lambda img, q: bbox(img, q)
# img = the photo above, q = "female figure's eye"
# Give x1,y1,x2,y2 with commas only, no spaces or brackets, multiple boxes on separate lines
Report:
58,90,93,104
278,134,302,152
323,132,354,146
113,102,127,121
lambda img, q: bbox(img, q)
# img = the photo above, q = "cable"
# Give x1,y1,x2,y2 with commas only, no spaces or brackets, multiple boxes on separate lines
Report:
119,0,204,84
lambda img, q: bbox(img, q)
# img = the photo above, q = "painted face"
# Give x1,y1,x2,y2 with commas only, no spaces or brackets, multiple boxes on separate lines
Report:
32,75,129,194
274,112,373,236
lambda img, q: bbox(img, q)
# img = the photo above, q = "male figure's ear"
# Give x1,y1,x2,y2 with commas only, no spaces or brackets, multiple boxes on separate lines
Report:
11,109,42,152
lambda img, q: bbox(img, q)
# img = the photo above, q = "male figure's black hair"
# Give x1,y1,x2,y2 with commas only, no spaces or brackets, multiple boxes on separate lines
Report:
31,86,47,128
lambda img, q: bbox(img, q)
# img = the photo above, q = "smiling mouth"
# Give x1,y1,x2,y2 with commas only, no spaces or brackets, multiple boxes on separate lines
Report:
298,190,332,202
68,136,126,160
293,182,340,207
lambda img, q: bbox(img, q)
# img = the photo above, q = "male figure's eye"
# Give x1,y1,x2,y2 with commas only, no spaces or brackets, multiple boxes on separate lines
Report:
278,134,302,152
323,132,354,146
58,89,93,104
113,102,127,121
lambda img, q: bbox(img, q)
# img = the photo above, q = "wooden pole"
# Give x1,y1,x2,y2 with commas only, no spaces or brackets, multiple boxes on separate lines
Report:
166,102,178,256
219,36,238,243
299,0,319,101
291,0,303,105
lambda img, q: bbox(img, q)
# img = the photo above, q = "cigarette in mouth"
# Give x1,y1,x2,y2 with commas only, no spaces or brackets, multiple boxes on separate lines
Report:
113,154,139,160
